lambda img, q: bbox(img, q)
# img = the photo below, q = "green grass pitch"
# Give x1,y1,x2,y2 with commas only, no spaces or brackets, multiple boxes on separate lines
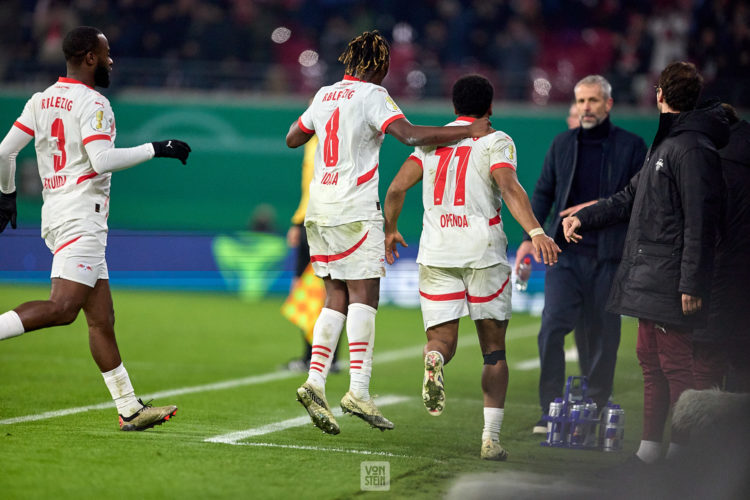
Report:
0,284,644,499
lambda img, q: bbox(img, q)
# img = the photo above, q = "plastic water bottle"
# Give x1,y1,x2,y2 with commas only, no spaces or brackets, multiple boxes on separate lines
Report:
516,256,531,291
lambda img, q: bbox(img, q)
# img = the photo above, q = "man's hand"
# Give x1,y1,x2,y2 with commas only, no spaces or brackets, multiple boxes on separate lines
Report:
0,191,17,233
559,200,597,217
467,117,492,138
562,215,583,243
385,230,407,265
682,294,702,315
532,233,561,266
152,140,192,165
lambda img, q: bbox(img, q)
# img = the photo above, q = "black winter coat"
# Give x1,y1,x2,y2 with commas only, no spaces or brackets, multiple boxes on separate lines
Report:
694,119,750,342
576,103,730,329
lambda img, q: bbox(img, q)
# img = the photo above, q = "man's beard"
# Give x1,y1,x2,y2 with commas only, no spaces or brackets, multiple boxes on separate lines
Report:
580,114,602,129
94,64,110,88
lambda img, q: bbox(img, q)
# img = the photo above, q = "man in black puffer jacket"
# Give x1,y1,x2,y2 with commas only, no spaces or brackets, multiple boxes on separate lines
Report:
562,62,730,473
692,104,750,392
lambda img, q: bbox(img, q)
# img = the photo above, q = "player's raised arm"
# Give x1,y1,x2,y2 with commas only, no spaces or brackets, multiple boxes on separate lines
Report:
385,117,491,147
384,156,423,264
492,165,560,266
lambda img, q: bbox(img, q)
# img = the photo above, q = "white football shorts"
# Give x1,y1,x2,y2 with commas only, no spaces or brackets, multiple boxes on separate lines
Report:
418,262,512,330
305,219,386,280
46,221,108,288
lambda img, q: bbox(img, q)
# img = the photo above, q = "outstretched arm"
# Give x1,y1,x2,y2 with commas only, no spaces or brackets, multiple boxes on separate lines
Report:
493,166,560,266
386,117,491,147
85,138,191,174
384,157,422,264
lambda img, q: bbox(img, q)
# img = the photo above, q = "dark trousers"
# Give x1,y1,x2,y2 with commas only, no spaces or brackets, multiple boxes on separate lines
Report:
637,319,694,443
538,252,621,413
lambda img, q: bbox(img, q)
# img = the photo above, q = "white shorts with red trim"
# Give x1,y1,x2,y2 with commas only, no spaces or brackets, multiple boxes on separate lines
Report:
418,262,512,330
47,221,108,288
306,220,386,280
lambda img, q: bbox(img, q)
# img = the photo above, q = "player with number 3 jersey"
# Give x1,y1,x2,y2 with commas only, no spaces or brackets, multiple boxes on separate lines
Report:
0,26,191,431
286,31,491,435
384,75,560,460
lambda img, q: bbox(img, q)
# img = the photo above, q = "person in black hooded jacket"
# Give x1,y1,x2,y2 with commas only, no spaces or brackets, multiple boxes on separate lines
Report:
692,104,750,392
562,62,730,472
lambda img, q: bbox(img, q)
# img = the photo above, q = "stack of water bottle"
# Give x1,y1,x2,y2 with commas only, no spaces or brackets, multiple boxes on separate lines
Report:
541,376,625,451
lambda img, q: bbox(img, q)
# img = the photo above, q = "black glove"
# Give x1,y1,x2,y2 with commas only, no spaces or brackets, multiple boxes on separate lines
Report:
0,190,17,233
152,140,191,165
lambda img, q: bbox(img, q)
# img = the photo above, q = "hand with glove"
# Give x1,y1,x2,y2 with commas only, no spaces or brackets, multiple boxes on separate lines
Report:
152,140,192,165
0,191,17,233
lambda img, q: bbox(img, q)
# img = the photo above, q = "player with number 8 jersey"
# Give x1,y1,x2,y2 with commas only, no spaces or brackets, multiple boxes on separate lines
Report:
298,77,404,227
286,31,491,435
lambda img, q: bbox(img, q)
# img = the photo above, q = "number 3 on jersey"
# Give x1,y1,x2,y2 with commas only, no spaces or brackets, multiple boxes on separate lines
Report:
323,108,340,167
51,118,66,172
433,146,471,206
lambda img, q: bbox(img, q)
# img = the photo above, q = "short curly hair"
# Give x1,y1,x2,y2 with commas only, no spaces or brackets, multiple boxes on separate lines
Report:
657,62,703,112
62,26,103,64
452,75,493,117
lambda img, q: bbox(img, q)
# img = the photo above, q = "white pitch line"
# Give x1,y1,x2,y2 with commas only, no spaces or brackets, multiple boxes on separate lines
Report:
0,322,539,426
205,395,409,444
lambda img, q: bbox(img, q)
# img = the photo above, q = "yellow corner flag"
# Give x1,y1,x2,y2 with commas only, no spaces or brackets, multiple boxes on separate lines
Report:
281,264,325,343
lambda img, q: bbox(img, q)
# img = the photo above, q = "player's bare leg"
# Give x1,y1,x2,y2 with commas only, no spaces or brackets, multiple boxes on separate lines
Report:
476,318,509,460
422,320,459,416
12,277,91,332
83,280,177,431
297,277,347,435
339,278,394,430
83,279,120,371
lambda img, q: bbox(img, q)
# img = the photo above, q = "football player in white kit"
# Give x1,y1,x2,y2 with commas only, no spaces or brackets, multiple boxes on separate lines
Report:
384,75,560,459
0,27,191,431
286,31,491,435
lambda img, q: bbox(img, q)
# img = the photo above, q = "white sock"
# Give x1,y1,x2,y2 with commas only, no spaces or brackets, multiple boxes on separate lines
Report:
0,310,25,340
666,442,684,460
101,363,141,417
347,303,376,401
482,407,504,442
306,308,346,389
636,440,661,464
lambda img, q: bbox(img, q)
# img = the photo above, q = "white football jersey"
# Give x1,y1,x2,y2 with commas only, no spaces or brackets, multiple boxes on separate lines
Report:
298,76,405,226
14,77,115,238
412,117,518,268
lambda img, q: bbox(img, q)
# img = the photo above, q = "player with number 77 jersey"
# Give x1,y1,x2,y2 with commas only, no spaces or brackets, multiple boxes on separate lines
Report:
285,30,491,436
383,75,560,460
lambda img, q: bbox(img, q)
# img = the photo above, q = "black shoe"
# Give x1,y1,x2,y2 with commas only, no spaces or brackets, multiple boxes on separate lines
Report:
532,417,547,434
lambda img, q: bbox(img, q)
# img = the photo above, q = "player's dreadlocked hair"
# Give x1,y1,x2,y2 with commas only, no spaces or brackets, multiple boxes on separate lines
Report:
338,30,390,77
63,26,103,64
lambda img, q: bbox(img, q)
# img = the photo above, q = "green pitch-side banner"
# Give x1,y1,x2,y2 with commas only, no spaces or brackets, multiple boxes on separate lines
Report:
0,92,655,245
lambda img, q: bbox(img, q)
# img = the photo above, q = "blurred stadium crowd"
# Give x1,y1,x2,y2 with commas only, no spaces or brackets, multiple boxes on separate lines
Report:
0,0,747,105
